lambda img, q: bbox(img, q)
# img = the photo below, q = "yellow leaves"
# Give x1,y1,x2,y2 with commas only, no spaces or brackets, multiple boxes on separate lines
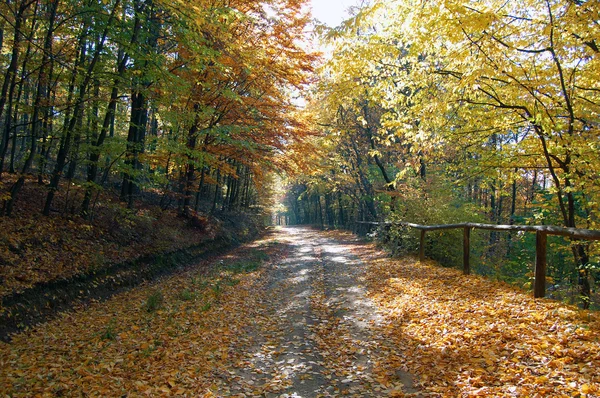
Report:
536,375,550,384
360,245,600,396
313,0,600,219
385,385,406,397
219,348,229,361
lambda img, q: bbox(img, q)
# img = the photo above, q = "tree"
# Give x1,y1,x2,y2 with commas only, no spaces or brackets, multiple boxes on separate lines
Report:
0,0,317,220
300,0,599,305
377,0,599,305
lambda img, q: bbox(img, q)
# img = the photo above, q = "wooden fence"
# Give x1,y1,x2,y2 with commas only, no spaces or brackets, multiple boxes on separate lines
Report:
357,221,600,298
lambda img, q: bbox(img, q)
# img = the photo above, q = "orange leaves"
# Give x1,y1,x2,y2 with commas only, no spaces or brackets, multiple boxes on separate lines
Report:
360,248,600,396
165,0,317,170
0,239,276,396
5,226,599,396
0,179,212,301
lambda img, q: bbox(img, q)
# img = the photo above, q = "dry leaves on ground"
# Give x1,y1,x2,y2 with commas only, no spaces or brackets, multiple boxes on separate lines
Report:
0,237,279,397
2,228,600,398
359,244,600,397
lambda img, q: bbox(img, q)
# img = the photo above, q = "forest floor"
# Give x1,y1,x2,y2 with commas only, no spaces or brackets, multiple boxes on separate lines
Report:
0,176,261,299
1,226,600,397
0,176,263,339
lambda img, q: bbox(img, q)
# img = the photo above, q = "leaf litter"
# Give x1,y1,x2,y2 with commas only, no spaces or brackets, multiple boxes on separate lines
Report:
357,241,600,397
1,227,599,397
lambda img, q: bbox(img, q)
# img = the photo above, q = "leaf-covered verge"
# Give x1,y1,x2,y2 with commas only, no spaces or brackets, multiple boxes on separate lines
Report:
0,237,280,396
358,244,600,397
0,176,264,334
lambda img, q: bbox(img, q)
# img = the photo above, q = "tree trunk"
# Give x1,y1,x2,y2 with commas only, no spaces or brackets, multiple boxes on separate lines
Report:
182,106,200,215
212,168,221,213
0,0,33,151
193,164,206,211
4,0,58,215
43,0,120,216
82,42,135,216
0,1,35,178
317,195,324,229
120,0,159,208
121,89,147,208
337,191,345,227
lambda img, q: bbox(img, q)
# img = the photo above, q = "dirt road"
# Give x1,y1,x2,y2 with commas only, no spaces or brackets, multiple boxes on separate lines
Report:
5,226,597,396
218,226,419,397
0,226,420,397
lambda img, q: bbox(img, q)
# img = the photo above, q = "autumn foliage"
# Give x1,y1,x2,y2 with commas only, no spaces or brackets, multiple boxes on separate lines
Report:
285,0,600,306
2,229,599,396
2,0,600,395
0,0,317,219
0,0,316,306
0,239,278,396
362,245,600,396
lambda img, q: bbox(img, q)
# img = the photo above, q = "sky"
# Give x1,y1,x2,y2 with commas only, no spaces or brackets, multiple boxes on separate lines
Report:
309,0,358,27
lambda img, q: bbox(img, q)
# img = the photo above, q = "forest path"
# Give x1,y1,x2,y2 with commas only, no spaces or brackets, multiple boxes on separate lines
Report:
218,226,419,397
3,227,599,397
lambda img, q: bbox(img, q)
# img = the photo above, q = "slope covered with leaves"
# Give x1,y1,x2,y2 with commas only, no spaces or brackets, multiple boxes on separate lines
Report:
0,177,227,300
0,236,280,396
0,207,194,299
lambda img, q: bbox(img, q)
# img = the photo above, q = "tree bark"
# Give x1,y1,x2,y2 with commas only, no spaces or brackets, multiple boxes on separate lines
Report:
120,0,159,208
82,26,137,217
0,0,37,178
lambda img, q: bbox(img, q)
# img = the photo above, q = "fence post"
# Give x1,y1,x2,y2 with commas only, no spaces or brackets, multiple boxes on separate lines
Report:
419,230,426,261
356,222,363,236
463,226,471,275
534,231,547,298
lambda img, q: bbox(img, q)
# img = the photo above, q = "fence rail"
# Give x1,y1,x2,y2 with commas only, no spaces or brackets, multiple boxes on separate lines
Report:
357,221,600,299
